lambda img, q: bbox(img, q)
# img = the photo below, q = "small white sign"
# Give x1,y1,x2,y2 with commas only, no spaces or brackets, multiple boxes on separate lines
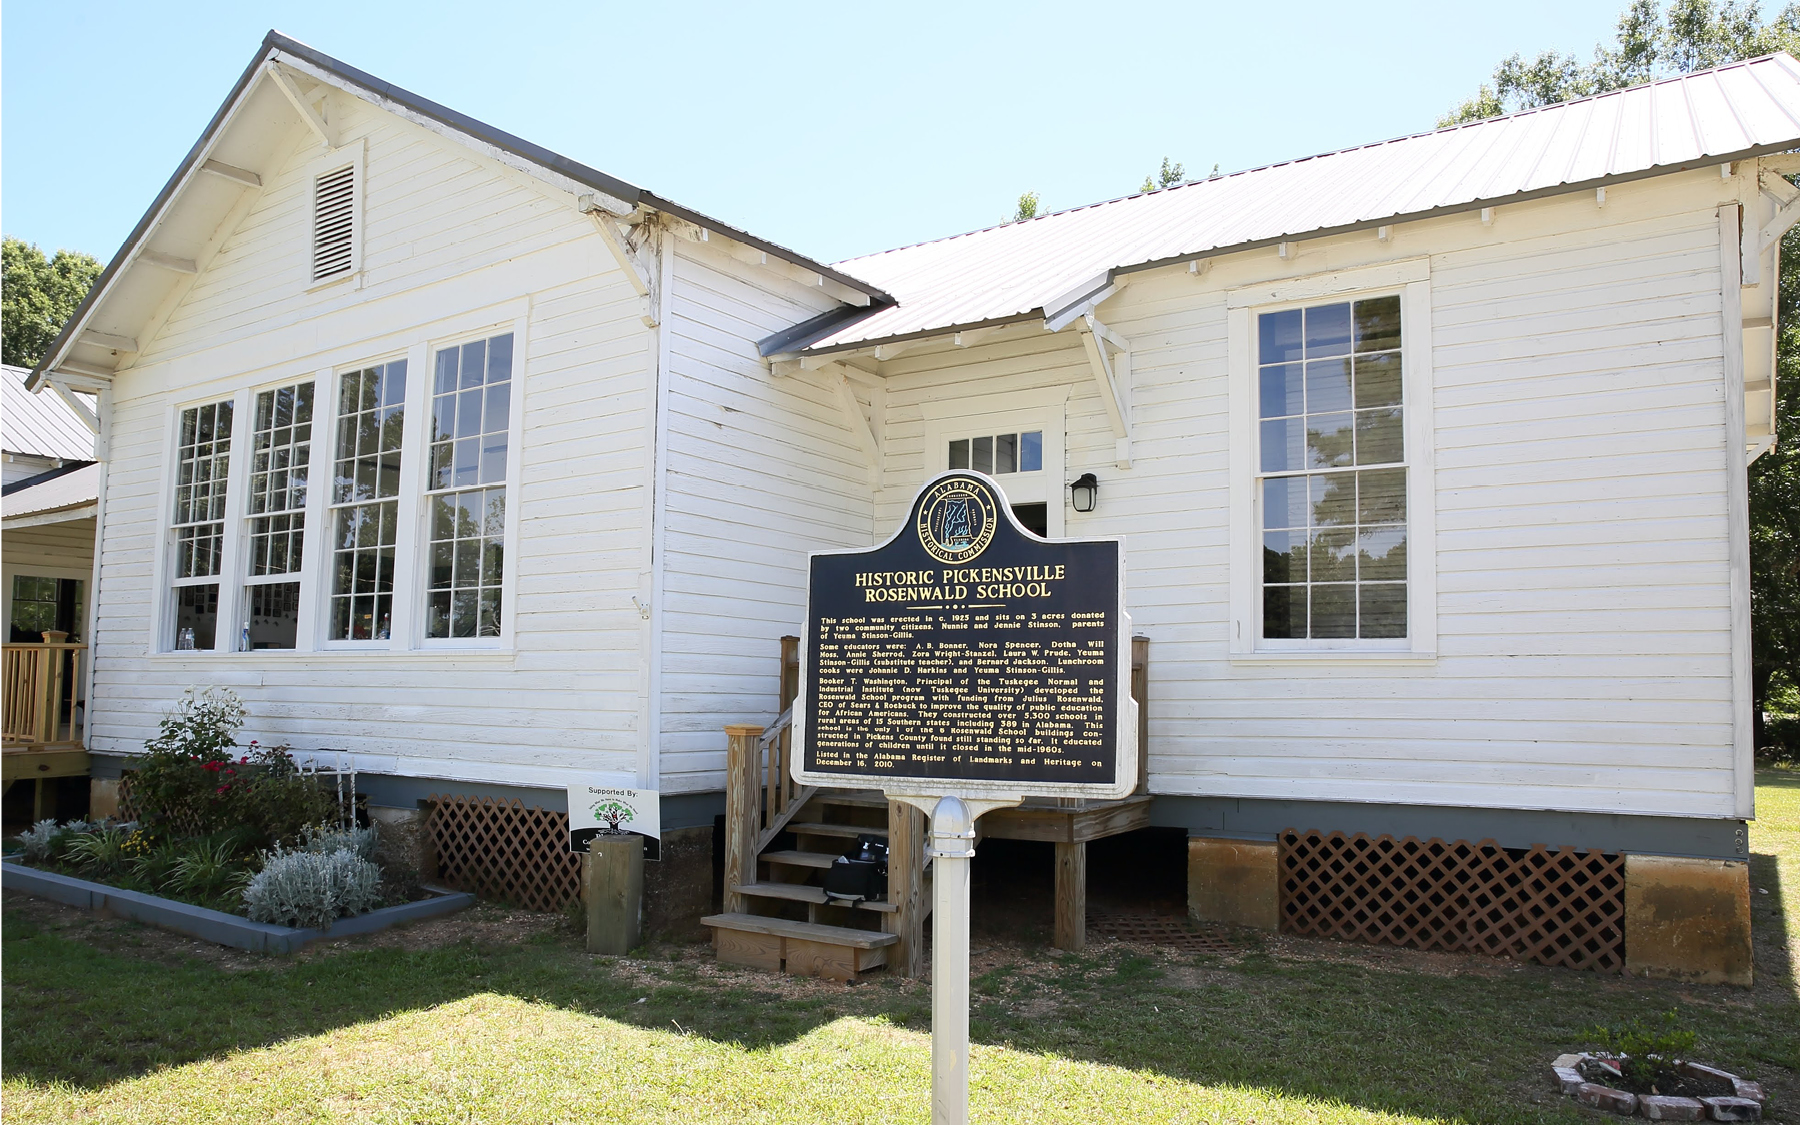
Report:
567,784,660,854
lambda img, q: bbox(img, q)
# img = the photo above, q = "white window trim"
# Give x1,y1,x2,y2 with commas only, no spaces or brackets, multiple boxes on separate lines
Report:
232,374,323,653
304,139,365,292
152,395,242,653
1226,262,1437,664
318,349,416,652
411,318,528,652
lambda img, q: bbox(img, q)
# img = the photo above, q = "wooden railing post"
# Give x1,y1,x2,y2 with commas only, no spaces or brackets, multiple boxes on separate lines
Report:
723,724,765,914
3,641,88,750
884,798,927,976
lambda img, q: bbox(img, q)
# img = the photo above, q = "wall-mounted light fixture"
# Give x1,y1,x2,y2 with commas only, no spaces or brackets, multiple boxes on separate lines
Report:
1070,472,1099,513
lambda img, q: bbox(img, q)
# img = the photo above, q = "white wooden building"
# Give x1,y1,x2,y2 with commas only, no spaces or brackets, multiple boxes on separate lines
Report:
24,33,1795,979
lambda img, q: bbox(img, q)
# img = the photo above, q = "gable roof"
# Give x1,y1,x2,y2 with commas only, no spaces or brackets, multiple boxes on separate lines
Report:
784,53,1800,355
29,31,892,392
3,366,95,461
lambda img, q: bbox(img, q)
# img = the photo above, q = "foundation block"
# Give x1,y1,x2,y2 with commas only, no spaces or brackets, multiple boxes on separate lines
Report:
89,778,120,821
1187,836,1280,930
1624,854,1752,987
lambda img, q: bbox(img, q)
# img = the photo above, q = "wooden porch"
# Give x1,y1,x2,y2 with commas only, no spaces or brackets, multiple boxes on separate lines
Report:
2,640,90,821
702,635,1150,980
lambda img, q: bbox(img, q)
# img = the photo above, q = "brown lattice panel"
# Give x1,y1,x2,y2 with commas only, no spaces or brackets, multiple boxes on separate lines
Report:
427,794,581,913
1279,829,1624,973
1087,912,1236,953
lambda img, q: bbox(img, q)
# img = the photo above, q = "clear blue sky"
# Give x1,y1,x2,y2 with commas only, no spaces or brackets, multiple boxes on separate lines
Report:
4,0,1629,268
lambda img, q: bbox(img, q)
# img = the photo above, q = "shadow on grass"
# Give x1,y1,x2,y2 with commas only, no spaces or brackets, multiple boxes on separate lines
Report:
5,891,1798,1125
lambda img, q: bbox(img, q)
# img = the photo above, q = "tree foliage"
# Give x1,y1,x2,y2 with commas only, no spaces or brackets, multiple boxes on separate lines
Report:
1140,157,1186,193
2,236,102,368
1439,0,1800,126
1449,0,1800,752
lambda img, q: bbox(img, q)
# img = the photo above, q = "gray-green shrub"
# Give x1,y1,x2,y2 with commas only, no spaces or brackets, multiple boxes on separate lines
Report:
299,822,378,861
242,847,382,929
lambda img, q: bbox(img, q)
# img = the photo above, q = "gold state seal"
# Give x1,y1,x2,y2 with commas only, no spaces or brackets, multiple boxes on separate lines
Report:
916,476,998,565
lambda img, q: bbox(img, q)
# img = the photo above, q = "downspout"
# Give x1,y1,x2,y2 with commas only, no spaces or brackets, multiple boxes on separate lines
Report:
643,226,677,790
82,383,113,754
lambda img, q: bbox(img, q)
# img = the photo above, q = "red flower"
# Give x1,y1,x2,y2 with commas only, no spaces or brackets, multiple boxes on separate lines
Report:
216,784,231,794
201,761,221,772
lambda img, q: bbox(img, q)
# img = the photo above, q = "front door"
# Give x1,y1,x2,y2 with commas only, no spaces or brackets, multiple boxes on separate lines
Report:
931,409,1064,538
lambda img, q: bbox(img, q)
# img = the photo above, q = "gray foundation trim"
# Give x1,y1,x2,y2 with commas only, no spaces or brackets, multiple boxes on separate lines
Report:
1149,796,1749,861
1,859,474,953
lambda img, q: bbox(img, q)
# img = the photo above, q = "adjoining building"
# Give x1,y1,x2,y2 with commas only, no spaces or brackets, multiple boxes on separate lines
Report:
21,32,1790,983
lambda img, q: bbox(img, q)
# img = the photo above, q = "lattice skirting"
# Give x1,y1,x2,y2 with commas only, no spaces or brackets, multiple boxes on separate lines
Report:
1278,829,1625,973
426,794,582,913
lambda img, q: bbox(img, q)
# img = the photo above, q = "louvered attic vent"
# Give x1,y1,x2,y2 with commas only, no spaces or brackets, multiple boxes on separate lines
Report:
311,165,355,282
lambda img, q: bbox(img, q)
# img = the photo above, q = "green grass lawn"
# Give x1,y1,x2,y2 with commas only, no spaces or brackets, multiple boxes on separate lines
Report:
3,772,1797,1124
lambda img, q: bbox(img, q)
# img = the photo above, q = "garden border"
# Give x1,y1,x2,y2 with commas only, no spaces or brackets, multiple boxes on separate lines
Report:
1,858,475,954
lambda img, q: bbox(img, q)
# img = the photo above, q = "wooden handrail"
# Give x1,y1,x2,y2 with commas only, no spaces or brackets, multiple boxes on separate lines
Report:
3,642,88,750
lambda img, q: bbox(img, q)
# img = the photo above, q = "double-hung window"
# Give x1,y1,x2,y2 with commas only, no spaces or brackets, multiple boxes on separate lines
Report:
1230,266,1435,659
327,360,407,642
242,381,313,649
424,332,513,640
169,400,235,650
1257,295,1406,640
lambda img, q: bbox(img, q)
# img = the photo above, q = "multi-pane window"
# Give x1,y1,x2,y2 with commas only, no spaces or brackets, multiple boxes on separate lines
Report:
328,361,407,641
948,430,1042,475
10,576,83,643
1257,295,1406,640
425,333,513,639
243,382,313,649
170,400,234,650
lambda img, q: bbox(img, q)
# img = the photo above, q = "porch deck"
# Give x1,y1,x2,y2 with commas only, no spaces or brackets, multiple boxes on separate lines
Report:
2,641,89,821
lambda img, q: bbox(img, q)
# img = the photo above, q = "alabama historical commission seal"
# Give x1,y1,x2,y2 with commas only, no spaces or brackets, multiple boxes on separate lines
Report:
915,476,999,565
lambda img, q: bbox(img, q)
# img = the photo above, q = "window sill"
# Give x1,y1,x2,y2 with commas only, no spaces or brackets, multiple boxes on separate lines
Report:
1229,650,1436,667
146,649,514,663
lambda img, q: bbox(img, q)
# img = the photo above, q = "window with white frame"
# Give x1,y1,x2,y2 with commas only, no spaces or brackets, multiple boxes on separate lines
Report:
1256,295,1407,640
169,399,235,650
241,381,314,650
327,360,406,642
424,332,513,640
947,430,1043,475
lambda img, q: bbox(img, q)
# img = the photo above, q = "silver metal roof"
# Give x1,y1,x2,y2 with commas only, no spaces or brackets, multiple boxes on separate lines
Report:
798,53,1800,354
3,366,95,461
2,462,100,524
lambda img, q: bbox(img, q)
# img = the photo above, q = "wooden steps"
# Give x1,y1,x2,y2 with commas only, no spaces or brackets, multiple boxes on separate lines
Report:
734,880,897,912
760,849,840,869
787,822,887,839
703,912,898,982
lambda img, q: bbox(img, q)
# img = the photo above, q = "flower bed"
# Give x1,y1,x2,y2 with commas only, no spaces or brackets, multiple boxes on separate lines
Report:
1550,1054,1766,1120
0,859,472,954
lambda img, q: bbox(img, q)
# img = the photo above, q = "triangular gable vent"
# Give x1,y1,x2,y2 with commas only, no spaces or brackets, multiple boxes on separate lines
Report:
311,164,355,282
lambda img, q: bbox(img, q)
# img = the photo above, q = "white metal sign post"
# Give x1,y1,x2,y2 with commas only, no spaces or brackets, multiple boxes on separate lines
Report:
792,472,1136,1125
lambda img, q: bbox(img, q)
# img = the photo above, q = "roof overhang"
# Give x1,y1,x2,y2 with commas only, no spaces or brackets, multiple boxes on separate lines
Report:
30,31,893,393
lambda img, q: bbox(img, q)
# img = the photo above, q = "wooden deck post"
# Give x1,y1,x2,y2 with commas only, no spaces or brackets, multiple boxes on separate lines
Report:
723,724,764,915
1054,840,1087,951
884,797,927,976
585,832,645,955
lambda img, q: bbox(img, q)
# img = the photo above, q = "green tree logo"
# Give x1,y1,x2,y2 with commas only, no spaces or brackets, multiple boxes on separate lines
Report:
591,799,635,833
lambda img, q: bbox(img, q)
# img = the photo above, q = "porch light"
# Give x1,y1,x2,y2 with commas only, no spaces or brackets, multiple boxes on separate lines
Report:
1070,473,1099,513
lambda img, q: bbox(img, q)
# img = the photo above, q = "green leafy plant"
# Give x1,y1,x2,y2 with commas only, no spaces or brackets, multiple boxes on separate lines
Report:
14,819,61,863
126,836,185,892
62,826,133,878
167,834,254,904
242,846,383,929
1586,1009,1697,1091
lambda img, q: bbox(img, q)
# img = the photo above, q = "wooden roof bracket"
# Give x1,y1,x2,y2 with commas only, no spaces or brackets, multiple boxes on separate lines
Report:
1075,312,1132,469
265,63,338,150
580,195,658,327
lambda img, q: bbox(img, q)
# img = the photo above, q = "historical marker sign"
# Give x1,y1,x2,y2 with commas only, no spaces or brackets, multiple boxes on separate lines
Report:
792,470,1136,801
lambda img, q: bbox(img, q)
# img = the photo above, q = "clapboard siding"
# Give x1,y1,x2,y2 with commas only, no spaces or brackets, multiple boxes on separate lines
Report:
862,168,1740,819
89,93,654,788
653,241,871,793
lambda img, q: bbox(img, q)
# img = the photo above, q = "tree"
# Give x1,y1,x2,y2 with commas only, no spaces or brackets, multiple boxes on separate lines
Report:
1439,0,1800,126
1140,157,1186,193
591,799,635,833
2,237,103,368
1011,191,1041,223
1448,0,1800,753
